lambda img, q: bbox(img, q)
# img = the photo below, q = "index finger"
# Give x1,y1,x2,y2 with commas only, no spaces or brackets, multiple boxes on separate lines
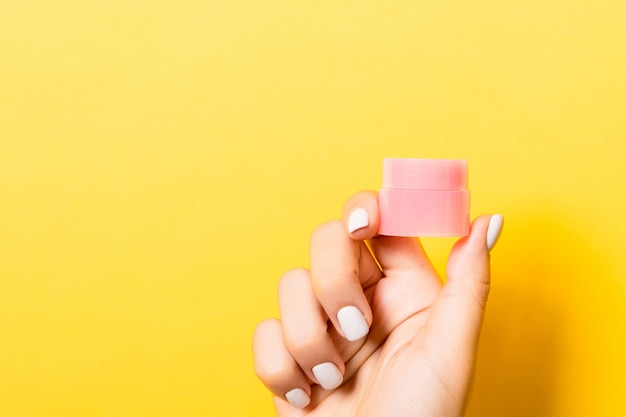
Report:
342,190,380,240
343,189,440,282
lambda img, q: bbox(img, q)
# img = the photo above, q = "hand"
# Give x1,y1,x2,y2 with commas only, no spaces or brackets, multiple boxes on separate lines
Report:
253,191,503,417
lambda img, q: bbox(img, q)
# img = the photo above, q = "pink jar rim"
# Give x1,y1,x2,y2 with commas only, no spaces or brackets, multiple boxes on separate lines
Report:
382,158,468,190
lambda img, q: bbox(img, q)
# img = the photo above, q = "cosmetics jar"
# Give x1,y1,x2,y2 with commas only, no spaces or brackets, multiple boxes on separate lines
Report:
378,158,470,237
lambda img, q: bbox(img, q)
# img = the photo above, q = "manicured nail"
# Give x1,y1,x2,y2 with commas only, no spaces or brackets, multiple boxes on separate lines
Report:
486,214,504,251
285,388,310,408
312,362,343,390
337,306,369,341
347,207,369,233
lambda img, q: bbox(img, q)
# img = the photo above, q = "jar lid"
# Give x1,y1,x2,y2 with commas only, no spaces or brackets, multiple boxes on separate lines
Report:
382,158,468,190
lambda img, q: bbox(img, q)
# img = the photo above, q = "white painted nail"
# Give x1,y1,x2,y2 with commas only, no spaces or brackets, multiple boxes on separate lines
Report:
347,207,369,233
312,362,343,390
337,306,369,341
285,388,310,408
486,214,504,251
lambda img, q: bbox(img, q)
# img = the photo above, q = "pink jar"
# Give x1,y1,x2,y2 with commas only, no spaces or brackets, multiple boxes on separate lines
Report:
378,158,470,237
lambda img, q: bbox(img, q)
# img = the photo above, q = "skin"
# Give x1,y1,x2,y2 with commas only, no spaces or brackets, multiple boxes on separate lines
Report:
253,191,497,417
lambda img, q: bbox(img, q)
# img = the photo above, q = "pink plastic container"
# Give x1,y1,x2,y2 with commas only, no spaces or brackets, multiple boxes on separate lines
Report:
378,158,470,237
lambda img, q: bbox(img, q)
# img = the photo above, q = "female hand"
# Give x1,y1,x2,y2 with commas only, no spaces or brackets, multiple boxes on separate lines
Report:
253,191,503,417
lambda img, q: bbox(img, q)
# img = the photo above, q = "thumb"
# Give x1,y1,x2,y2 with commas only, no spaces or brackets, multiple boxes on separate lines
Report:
425,215,503,368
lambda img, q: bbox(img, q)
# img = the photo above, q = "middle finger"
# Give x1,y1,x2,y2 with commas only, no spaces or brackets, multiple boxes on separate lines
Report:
310,220,382,342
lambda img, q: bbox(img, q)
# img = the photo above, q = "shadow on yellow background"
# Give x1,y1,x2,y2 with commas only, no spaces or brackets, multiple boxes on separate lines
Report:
472,215,567,416
470,212,621,417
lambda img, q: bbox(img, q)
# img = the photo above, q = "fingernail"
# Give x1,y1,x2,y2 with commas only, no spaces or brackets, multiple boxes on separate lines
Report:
486,214,504,251
312,362,343,390
337,306,369,341
285,388,310,408
347,207,369,233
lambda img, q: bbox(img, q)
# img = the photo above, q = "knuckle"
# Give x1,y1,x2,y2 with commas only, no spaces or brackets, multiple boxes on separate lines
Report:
471,281,491,312
253,318,280,339
278,268,309,292
252,319,281,349
284,333,320,357
312,268,358,296
310,219,344,245
312,270,346,292
254,361,286,384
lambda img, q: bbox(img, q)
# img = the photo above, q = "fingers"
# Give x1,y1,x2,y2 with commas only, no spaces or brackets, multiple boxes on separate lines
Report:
342,190,439,282
326,189,442,341
253,319,311,409
253,266,362,410
254,211,386,409
425,214,504,366
342,190,379,240
278,269,345,390
310,220,381,341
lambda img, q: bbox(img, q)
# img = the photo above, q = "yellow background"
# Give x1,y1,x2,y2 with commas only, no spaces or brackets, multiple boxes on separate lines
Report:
1,1,625,416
